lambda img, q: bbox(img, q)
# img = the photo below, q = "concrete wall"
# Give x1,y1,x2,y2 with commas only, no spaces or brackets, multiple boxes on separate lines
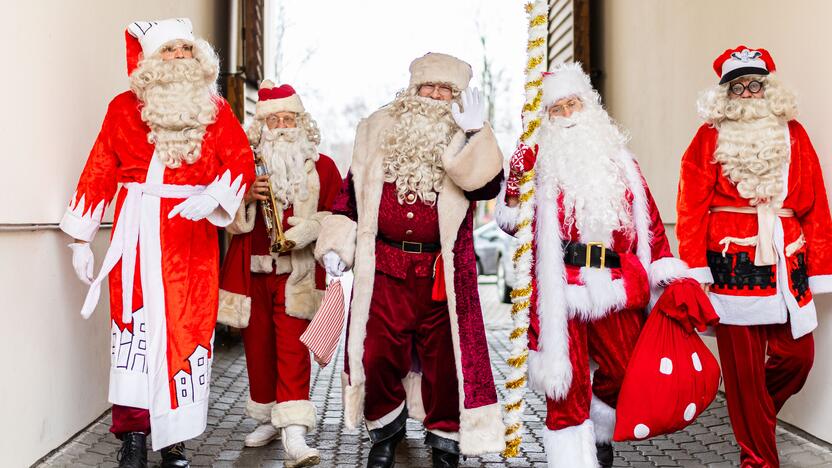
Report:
596,0,832,443
0,2,227,465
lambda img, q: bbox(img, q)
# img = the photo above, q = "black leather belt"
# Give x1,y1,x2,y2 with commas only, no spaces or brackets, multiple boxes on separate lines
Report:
562,241,621,269
379,236,441,253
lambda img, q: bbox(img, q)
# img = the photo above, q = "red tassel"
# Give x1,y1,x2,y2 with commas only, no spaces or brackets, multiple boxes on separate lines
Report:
432,254,447,302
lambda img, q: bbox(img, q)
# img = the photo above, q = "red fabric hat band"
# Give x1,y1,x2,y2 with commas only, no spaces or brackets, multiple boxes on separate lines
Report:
259,84,296,102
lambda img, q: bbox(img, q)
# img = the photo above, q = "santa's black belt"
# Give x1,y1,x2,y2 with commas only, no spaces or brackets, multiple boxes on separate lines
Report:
562,241,621,269
378,235,441,253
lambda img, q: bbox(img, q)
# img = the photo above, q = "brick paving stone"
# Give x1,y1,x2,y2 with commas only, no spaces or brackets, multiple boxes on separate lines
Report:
34,282,832,467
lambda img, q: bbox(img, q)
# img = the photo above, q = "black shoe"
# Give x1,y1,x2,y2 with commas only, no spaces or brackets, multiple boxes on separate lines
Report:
366,425,405,468
160,442,190,467
431,447,460,468
116,432,147,468
596,442,614,468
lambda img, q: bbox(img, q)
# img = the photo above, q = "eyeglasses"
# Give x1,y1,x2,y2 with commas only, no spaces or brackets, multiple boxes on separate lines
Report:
729,80,764,96
420,83,454,98
548,98,582,116
265,114,297,126
160,43,194,55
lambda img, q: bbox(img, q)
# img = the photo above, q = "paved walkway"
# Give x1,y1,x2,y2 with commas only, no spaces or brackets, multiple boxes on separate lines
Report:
38,282,832,467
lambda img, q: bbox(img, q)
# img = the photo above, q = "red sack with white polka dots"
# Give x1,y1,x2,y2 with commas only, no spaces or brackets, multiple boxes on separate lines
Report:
613,278,720,442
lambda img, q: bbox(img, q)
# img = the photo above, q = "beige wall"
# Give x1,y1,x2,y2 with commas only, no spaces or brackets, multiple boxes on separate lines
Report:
0,2,227,465
598,0,832,443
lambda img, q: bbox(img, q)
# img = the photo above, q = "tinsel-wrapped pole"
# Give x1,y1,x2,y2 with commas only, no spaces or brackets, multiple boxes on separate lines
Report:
502,0,547,459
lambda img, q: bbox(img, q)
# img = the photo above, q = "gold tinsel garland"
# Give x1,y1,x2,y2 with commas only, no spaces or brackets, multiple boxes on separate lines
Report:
501,0,547,459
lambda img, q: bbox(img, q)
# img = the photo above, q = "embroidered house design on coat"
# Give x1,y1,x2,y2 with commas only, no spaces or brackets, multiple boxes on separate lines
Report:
110,308,148,373
173,336,214,407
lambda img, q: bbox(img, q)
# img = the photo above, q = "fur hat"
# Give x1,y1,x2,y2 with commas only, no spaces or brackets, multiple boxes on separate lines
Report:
256,80,305,119
542,62,595,107
408,53,473,91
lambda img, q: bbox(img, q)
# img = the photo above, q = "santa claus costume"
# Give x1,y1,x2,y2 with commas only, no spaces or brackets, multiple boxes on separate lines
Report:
60,18,254,468
496,63,695,468
314,53,506,468
677,46,832,467
217,81,341,467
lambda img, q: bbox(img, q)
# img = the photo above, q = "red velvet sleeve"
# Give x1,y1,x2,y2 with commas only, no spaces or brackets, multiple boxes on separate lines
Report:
331,171,357,221
316,154,344,212
791,122,832,290
59,99,121,242
646,182,674,261
676,125,719,284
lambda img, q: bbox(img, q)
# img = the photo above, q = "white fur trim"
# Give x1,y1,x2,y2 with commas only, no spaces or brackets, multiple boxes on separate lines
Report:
495,183,520,233
459,403,506,455
226,202,256,235
442,124,504,192
256,94,304,119
271,400,317,430
649,257,692,288
543,420,599,468
250,255,275,274
618,150,652,270
217,289,251,328
204,169,247,227
531,194,572,400
60,193,106,242
246,398,275,423
403,371,426,421
314,215,358,268
809,274,832,295
688,266,714,284
341,371,365,430
709,291,787,326
589,394,616,444
543,62,594,107
566,268,628,321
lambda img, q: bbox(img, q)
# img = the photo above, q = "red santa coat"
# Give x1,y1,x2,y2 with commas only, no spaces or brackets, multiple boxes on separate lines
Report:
217,155,342,325
60,89,254,449
495,145,691,401
677,120,832,338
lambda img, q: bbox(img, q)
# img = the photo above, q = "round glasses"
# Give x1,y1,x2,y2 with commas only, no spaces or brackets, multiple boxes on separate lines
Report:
419,83,454,98
729,80,764,96
266,114,297,126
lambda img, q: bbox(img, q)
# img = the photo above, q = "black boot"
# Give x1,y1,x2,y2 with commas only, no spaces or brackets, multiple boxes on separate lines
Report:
431,447,460,468
596,442,614,468
116,432,147,468
160,442,190,467
366,425,405,468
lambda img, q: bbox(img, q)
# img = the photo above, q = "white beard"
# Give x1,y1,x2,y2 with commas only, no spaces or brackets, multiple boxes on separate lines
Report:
257,126,317,206
714,99,789,205
535,106,633,245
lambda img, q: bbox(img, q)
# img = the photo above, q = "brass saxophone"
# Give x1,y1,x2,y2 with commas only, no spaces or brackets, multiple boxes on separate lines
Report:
254,153,296,254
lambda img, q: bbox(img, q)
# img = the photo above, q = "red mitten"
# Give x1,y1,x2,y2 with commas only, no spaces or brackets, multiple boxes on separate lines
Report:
505,143,538,197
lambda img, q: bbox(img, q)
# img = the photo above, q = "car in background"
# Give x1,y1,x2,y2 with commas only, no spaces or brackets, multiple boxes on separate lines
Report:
473,221,518,303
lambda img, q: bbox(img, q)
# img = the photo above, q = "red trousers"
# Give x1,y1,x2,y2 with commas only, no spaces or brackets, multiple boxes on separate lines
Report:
242,273,312,406
363,271,461,434
545,307,644,430
111,404,150,437
716,323,814,468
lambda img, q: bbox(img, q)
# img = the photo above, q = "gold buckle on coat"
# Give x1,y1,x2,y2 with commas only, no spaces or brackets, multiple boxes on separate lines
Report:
585,242,606,269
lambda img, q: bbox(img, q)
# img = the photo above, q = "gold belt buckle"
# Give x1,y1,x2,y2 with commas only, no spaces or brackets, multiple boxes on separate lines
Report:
585,242,606,269
402,241,423,253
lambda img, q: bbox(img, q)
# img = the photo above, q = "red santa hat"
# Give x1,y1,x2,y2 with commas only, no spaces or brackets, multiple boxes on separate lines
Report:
124,18,194,75
256,80,305,119
713,45,776,84
408,52,473,91
542,62,595,107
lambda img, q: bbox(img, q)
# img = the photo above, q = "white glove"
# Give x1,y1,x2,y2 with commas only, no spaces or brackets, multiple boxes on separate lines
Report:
451,87,485,133
168,194,220,221
323,251,347,278
68,242,95,285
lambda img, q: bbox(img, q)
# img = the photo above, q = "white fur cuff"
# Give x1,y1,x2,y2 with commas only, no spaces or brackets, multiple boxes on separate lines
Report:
271,400,317,430
495,190,520,234
528,349,573,401
459,403,506,455
442,124,503,192
543,420,599,468
809,274,832,295
403,371,426,422
217,290,251,328
314,215,357,268
589,394,616,444
342,371,365,430
246,398,275,423
688,266,714,285
226,202,256,235
649,257,692,288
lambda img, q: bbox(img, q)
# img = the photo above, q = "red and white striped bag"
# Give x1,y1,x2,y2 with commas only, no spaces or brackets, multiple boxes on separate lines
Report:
300,279,346,366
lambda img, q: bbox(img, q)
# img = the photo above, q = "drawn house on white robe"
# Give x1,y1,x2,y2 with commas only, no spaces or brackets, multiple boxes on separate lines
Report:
173,343,212,407
110,307,148,373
